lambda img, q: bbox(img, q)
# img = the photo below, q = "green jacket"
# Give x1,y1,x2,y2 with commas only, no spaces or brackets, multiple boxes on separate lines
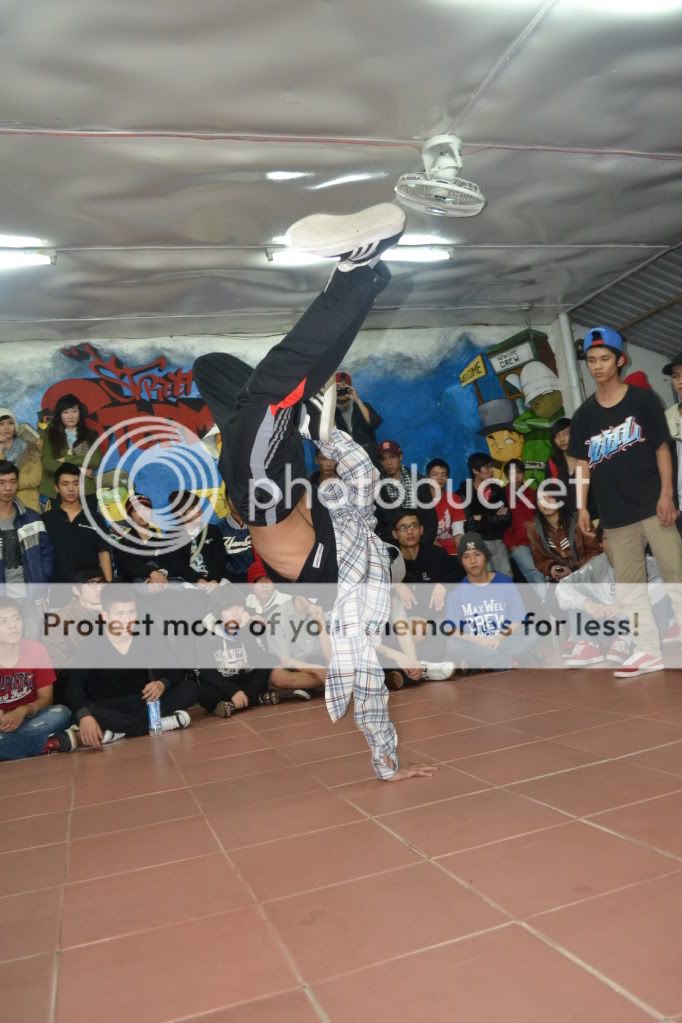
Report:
39,430,102,500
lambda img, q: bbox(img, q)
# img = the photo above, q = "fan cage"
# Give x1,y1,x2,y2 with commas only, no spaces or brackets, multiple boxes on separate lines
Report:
394,174,486,217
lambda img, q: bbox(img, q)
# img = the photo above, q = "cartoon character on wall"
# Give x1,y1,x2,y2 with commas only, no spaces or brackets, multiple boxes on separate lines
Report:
510,361,564,487
478,399,525,480
519,361,564,422
478,396,553,489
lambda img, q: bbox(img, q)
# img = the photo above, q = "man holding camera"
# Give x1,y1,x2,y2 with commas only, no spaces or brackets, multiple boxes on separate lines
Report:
334,371,383,466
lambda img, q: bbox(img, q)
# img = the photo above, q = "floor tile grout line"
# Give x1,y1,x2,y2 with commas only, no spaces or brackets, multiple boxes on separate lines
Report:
520,919,667,1021
220,814,384,855
580,815,682,866
63,848,233,889
528,866,682,926
189,783,316,1000
255,859,436,908
294,921,516,988
50,757,76,1023
57,899,258,953
505,778,682,819
69,810,201,844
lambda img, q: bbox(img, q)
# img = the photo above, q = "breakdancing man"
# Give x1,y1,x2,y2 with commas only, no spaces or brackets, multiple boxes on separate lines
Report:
193,203,436,782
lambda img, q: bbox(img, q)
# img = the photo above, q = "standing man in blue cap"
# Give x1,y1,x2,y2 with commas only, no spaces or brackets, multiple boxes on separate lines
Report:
569,326,682,677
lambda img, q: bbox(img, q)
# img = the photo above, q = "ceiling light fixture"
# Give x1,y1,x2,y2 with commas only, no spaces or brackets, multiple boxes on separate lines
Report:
0,232,55,270
384,246,451,263
266,171,311,181
266,249,327,267
266,245,451,266
575,0,682,11
310,172,386,191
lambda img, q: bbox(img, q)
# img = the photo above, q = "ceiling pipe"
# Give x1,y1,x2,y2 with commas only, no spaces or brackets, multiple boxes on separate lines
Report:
558,312,584,414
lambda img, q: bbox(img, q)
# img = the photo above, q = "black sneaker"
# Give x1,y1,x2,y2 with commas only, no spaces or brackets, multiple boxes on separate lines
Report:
298,377,336,443
258,691,281,706
214,700,236,718
42,725,78,754
285,203,405,267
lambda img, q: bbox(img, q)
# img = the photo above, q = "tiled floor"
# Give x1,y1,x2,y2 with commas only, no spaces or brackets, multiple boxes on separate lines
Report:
3,668,682,1023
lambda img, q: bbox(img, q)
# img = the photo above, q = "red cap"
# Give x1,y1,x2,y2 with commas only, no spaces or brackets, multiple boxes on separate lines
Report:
125,493,152,517
624,371,651,390
335,372,352,385
247,552,269,584
377,439,401,458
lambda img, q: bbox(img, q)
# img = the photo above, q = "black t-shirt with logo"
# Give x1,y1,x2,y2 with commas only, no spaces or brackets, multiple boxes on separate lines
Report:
568,387,670,529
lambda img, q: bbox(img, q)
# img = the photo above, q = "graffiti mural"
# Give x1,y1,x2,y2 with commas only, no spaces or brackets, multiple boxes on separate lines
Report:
37,344,221,518
0,327,568,516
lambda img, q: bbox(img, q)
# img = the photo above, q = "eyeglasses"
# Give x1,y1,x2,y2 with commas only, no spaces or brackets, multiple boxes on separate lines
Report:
396,523,420,532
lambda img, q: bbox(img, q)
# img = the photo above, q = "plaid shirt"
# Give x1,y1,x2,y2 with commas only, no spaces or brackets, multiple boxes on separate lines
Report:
316,429,398,779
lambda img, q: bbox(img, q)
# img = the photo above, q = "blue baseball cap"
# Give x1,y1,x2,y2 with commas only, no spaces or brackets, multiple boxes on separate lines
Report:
583,326,624,355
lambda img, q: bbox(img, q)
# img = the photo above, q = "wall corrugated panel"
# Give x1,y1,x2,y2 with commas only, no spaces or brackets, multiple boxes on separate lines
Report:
573,247,682,357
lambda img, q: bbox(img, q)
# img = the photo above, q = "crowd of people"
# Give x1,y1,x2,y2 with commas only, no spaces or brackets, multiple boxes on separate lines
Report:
2,204,682,776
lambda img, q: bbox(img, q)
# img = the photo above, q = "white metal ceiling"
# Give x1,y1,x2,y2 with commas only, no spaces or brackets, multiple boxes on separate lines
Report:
0,0,681,341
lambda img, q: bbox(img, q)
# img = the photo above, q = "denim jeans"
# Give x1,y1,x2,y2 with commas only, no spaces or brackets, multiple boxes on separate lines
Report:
0,704,72,761
509,544,546,585
450,630,533,670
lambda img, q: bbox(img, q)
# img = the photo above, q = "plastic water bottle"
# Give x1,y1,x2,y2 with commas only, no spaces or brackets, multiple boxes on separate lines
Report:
147,699,163,735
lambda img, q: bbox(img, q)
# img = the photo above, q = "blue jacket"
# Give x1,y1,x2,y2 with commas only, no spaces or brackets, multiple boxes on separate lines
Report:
0,499,54,583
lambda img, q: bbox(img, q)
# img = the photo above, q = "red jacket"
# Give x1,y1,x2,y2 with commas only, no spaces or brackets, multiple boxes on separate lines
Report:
503,485,536,550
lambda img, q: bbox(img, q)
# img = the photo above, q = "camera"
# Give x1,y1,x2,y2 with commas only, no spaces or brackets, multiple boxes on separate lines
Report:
336,386,350,396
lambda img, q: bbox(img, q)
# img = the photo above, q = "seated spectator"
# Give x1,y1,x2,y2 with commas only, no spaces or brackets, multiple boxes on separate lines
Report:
463,452,513,576
426,458,465,556
0,597,73,760
45,567,104,675
557,529,677,667
162,491,228,585
545,418,577,515
309,450,339,488
0,459,53,593
334,371,382,465
502,459,544,584
0,408,42,512
390,509,460,678
266,594,331,699
113,494,169,584
375,439,437,544
42,463,113,582
196,587,273,716
39,394,101,507
445,533,532,669
216,497,254,582
245,555,292,616
61,584,195,748
525,492,602,583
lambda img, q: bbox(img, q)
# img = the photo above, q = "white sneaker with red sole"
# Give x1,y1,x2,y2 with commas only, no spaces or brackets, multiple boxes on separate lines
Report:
613,650,664,678
605,637,632,664
565,641,605,667
662,622,681,646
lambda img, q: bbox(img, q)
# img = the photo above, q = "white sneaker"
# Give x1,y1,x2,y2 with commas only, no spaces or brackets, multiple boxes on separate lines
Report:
565,641,605,668
161,710,192,732
285,203,405,265
605,637,633,664
292,689,313,701
421,661,456,681
101,730,126,745
298,377,336,444
613,650,664,678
